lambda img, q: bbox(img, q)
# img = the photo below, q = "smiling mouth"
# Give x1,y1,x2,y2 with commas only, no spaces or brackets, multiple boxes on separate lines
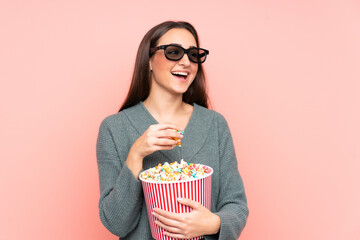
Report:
171,71,189,80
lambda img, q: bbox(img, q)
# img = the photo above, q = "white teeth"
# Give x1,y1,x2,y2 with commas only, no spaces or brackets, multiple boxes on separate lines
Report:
172,72,188,76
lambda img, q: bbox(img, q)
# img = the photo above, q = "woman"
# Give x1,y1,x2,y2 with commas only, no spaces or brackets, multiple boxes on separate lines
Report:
96,21,249,240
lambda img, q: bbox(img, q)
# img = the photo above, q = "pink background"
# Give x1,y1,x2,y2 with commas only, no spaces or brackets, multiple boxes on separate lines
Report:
1,0,359,239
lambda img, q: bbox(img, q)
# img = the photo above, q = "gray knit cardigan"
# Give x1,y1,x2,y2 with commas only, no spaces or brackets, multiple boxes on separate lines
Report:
96,102,249,240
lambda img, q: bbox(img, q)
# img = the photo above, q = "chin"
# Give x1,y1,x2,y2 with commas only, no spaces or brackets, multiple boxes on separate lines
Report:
174,86,191,94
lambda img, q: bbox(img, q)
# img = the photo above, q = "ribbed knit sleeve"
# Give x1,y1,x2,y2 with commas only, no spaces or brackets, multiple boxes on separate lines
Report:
210,114,249,240
96,118,143,237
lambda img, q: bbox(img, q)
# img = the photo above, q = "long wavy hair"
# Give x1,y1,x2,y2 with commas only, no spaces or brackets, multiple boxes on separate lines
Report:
119,21,210,112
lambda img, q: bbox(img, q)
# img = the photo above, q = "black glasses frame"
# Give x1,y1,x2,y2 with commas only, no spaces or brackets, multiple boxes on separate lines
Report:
149,44,209,63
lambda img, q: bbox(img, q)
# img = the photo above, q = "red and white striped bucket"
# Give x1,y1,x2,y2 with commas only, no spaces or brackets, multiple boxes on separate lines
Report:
140,165,213,240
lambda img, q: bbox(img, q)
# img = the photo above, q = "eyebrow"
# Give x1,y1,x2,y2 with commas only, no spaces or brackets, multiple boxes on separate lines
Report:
169,43,197,48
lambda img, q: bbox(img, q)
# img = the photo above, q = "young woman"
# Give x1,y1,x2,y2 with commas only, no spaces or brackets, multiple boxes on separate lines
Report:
96,21,249,240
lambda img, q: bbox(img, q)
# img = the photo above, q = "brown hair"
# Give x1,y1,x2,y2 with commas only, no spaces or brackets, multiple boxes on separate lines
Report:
119,21,210,112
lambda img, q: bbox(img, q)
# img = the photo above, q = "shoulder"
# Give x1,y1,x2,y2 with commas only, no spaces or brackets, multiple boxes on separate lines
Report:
99,103,141,130
100,111,127,128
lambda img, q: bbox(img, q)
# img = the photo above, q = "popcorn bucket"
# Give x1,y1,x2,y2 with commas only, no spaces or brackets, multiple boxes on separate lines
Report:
139,165,213,240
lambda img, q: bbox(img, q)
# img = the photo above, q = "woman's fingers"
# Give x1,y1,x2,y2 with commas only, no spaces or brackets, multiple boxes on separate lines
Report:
152,208,197,239
155,138,179,146
150,128,183,139
153,212,182,230
177,198,202,210
152,200,219,237
132,123,183,158
146,135,177,146
153,208,184,222
163,231,188,239
154,220,182,234
147,127,183,147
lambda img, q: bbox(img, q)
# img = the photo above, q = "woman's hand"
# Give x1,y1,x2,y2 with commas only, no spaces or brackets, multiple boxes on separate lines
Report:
152,198,221,239
126,123,183,178
132,123,183,158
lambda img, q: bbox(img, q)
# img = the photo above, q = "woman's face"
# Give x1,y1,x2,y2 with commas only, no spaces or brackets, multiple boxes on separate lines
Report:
149,28,198,96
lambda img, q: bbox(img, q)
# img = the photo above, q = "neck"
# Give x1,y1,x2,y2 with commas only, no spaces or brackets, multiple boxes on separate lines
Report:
143,91,185,122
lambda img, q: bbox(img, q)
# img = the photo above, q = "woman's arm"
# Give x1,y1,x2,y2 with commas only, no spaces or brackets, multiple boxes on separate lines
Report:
125,123,182,179
97,118,183,237
96,119,144,237
212,114,249,239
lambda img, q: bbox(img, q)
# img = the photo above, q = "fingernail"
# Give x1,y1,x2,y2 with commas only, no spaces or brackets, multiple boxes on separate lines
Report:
177,197,183,201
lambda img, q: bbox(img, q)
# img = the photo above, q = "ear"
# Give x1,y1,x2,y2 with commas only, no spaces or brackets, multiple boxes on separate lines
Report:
149,60,153,72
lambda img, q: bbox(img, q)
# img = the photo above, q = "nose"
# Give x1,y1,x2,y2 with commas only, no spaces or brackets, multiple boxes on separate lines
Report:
178,53,191,66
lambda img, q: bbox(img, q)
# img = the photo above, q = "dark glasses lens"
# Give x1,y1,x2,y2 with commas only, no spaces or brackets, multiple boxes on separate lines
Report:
150,45,209,63
165,45,184,61
188,48,207,63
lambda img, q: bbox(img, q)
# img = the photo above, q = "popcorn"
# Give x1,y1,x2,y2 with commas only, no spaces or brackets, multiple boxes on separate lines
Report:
171,130,184,147
140,159,211,182
139,160,213,240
